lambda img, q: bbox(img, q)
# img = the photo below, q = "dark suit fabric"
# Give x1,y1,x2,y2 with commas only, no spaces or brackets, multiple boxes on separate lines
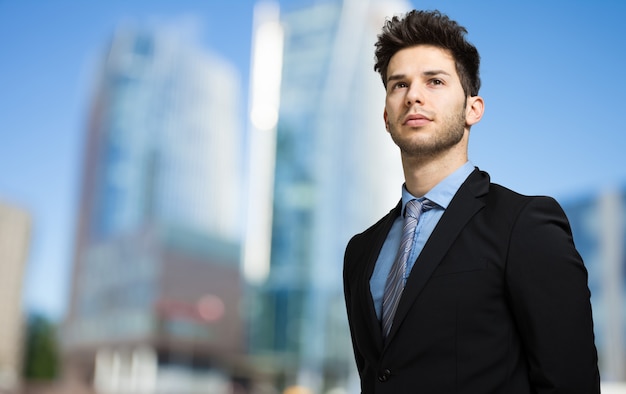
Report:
343,169,600,394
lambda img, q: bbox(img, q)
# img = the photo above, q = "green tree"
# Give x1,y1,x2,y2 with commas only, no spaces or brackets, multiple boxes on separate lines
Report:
22,313,59,380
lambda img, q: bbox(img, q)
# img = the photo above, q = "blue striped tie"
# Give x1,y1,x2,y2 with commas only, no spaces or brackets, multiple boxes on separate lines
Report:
382,198,434,339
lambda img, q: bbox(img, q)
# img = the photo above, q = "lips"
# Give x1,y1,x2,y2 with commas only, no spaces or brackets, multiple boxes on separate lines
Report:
403,113,432,127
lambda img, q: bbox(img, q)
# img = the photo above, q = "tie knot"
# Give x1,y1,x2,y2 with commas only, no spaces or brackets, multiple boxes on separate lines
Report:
405,198,435,219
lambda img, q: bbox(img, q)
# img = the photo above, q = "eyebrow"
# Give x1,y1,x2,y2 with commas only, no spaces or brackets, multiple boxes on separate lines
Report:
387,69,452,84
423,69,451,77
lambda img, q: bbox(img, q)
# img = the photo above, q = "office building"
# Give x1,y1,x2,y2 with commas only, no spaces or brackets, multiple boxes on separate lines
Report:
244,0,409,392
0,201,31,392
63,23,247,393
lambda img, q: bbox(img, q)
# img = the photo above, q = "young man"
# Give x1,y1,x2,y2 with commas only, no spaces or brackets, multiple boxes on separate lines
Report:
343,10,600,393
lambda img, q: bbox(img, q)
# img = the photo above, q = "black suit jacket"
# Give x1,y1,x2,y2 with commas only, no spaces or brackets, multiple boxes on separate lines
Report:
343,169,600,393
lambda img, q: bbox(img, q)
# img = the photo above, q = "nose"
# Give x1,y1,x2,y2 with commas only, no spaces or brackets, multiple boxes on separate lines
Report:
406,86,423,106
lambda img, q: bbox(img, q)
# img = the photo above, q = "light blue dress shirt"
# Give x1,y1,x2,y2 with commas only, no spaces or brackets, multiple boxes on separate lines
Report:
370,162,475,320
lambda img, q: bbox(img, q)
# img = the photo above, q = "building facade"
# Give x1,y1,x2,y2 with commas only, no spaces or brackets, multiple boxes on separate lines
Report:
63,23,247,393
0,201,31,392
244,0,409,392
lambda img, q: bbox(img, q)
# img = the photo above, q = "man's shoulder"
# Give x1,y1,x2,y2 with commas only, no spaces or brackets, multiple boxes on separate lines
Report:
463,169,562,216
487,181,558,205
482,180,565,224
344,206,397,273
466,168,551,202
488,182,528,200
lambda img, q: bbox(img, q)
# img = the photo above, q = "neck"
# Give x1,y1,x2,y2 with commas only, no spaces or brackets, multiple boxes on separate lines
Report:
401,143,468,197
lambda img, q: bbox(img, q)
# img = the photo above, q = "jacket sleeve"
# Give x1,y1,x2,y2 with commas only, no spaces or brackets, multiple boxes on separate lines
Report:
343,235,366,378
505,196,600,393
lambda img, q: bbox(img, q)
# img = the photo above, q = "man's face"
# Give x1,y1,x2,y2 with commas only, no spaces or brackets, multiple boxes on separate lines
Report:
383,45,470,159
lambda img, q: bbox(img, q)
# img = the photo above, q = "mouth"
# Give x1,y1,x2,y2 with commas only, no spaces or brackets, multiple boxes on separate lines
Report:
403,113,432,127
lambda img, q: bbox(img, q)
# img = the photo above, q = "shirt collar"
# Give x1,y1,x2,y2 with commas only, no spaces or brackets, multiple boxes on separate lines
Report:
401,161,475,215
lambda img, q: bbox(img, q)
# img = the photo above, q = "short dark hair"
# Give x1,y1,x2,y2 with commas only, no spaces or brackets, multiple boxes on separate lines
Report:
374,10,481,97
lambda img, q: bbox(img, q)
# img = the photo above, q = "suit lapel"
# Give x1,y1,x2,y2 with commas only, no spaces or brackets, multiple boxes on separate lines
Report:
359,201,401,353
385,169,490,345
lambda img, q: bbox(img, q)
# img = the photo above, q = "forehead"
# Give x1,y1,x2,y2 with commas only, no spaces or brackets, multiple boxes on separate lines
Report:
387,45,457,78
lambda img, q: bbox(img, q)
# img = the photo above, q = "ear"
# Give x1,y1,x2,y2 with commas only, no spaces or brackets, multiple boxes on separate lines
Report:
383,108,389,131
465,95,484,127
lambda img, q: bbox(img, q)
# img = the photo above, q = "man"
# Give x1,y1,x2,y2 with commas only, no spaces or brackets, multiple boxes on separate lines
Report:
343,10,600,393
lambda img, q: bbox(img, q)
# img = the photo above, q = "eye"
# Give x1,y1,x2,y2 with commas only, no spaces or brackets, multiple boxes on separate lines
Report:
429,78,444,86
393,81,408,89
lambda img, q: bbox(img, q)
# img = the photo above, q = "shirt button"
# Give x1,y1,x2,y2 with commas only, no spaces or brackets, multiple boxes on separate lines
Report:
378,369,391,382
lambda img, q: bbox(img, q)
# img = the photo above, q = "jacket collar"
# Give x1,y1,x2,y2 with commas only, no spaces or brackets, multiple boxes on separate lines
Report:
383,168,489,347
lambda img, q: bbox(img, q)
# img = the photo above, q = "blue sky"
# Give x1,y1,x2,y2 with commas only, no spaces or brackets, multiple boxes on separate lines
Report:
1,0,625,321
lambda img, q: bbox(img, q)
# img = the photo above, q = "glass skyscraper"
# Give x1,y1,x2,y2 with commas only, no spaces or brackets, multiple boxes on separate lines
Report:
63,23,246,393
245,0,409,391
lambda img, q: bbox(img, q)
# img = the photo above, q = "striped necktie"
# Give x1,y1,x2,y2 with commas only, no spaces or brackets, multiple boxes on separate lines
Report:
382,198,434,339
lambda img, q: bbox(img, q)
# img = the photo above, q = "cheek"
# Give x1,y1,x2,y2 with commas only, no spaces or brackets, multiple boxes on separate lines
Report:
384,99,400,119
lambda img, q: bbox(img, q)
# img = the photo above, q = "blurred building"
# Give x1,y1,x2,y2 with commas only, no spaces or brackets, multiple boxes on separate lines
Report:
63,23,248,393
562,188,626,383
0,201,31,392
243,0,409,392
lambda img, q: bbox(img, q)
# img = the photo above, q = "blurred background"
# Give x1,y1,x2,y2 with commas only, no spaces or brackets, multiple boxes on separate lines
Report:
1,0,626,393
